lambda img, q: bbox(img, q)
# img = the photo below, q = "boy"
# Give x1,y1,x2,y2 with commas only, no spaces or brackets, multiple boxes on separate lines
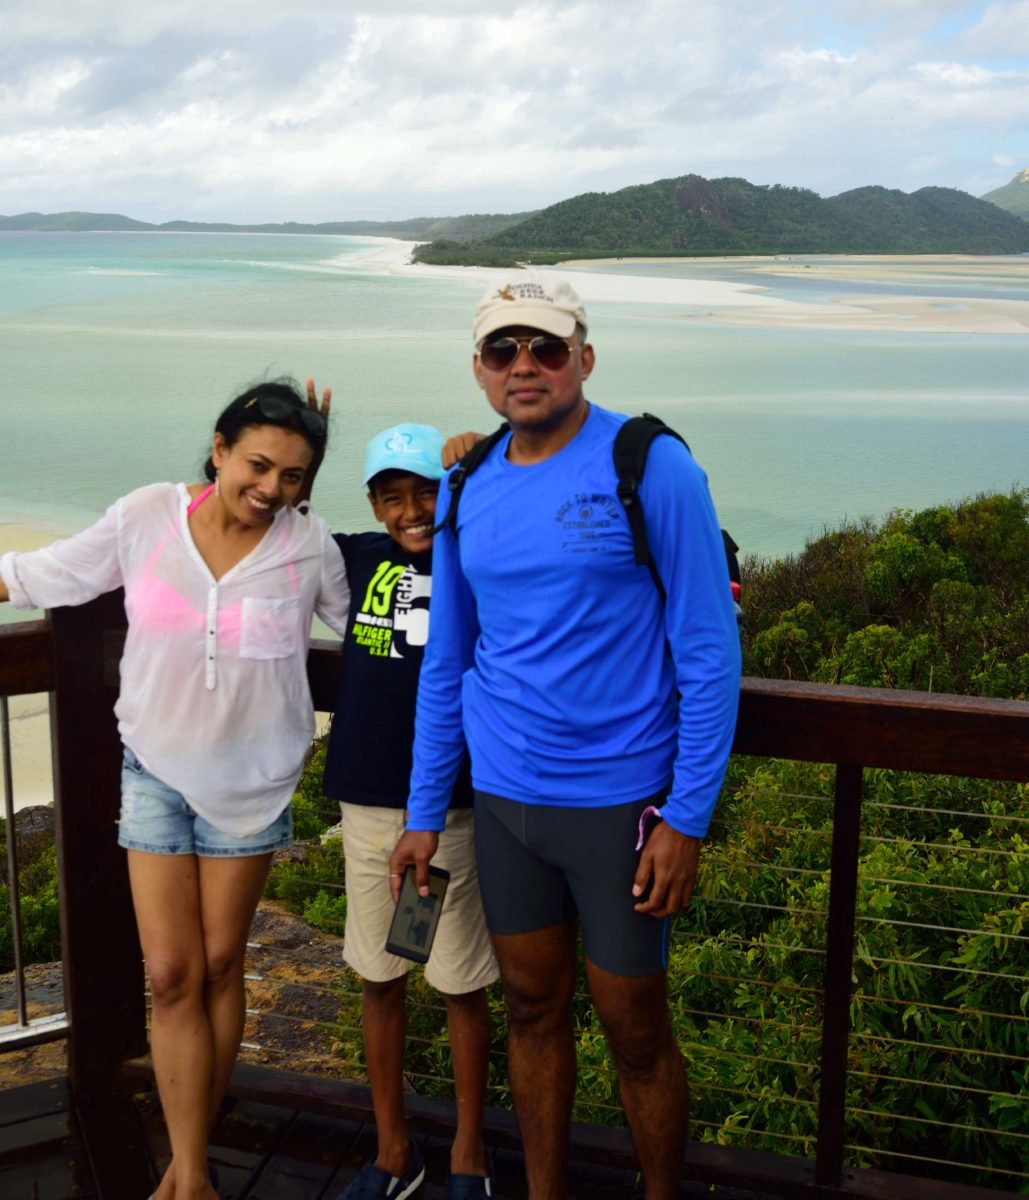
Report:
324,423,498,1200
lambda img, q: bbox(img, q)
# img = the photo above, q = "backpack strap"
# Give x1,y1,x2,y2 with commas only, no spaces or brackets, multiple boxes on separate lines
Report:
613,414,688,603
436,423,510,537
614,413,742,615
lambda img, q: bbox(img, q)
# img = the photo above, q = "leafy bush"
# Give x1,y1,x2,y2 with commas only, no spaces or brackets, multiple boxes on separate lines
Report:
0,823,62,974
742,490,1029,699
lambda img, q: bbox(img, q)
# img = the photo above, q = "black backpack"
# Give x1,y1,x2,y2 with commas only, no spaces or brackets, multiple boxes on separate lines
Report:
439,413,741,615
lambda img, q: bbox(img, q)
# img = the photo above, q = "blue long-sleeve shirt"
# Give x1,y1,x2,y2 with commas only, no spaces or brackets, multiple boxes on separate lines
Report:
407,403,740,837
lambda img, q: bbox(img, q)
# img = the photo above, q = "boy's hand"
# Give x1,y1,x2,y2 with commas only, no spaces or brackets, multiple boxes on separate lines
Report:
305,377,332,419
442,431,485,470
294,378,333,506
389,830,440,901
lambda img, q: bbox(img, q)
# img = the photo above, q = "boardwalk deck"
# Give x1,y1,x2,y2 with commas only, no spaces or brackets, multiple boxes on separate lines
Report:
0,1077,776,1199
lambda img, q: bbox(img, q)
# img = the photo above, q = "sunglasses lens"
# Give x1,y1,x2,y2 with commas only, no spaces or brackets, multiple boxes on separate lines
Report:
479,336,572,371
530,337,571,370
480,338,519,371
301,409,326,435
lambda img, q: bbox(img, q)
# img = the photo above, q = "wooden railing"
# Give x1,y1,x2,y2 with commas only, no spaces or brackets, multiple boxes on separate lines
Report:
1,593,1027,1200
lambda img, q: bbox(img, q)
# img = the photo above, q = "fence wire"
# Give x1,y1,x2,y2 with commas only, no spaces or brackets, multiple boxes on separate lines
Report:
237,757,1027,1191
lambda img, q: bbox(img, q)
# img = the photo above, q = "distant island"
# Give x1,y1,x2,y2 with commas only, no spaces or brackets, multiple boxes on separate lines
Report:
2,169,1028,267
0,210,533,242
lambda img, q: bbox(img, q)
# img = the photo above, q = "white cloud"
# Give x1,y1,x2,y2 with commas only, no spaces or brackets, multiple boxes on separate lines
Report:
0,0,1026,221
964,0,1029,55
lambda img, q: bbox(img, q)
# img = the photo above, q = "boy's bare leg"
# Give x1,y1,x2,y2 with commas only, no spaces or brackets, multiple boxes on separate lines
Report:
587,960,687,1200
492,920,579,1200
362,974,413,1176
441,987,491,1176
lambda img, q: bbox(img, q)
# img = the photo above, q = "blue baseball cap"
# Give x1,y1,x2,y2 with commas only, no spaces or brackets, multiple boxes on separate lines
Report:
363,423,446,486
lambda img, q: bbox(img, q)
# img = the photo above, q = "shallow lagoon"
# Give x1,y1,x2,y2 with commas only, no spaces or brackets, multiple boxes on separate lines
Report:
0,233,1025,564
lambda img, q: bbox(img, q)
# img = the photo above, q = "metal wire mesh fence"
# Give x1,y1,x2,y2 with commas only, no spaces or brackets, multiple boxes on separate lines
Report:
0,694,68,1054
238,744,1028,1193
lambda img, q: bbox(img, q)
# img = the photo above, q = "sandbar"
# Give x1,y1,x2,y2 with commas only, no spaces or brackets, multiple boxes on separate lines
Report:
1,526,58,814
337,240,1029,335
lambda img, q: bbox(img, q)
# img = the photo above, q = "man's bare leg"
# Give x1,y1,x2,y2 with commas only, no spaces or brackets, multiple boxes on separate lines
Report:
586,960,687,1200
492,920,578,1200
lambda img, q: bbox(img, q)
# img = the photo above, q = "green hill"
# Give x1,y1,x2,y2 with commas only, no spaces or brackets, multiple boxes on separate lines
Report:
0,210,533,241
980,168,1029,219
0,210,154,232
413,174,1029,265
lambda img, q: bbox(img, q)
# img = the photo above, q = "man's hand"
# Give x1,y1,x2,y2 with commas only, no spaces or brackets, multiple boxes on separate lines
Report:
388,830,440,902
441,432,485,470
632,823,702,918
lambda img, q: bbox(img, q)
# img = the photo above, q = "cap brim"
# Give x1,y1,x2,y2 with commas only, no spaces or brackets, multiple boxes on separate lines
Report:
363,456,445,486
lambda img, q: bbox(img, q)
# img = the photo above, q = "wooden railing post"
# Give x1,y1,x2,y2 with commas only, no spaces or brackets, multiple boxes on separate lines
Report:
815,761,864,1187
49,592,151,1194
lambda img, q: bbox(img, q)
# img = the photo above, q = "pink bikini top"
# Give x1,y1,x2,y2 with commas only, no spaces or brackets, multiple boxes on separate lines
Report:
187,483,216,517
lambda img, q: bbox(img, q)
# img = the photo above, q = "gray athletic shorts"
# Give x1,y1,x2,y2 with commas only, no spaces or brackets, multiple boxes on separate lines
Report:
474,790,671,978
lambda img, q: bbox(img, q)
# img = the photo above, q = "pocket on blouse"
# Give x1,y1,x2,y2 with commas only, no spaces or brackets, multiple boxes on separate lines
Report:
240,596,303,660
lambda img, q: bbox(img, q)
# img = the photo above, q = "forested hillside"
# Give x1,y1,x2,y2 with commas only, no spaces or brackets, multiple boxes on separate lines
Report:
413,174,1029,264
981,168,1029,219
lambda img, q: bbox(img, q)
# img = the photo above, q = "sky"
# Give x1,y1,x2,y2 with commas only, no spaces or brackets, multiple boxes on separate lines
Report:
1,0,1028,223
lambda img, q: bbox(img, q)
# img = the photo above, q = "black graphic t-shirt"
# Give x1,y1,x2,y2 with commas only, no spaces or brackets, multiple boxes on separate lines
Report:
323,532,473,809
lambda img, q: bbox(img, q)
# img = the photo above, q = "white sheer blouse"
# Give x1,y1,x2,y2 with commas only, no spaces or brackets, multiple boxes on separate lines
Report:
1,483,350,835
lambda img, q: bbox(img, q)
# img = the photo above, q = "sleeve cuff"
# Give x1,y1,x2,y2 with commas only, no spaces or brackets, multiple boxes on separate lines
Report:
0,555,34,610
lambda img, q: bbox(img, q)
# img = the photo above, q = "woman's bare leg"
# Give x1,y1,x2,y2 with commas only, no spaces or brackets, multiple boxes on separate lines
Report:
127,851,218,1200
196,853,275,1125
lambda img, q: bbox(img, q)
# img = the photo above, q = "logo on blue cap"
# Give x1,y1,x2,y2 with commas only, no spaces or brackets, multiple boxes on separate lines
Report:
363,423,446,486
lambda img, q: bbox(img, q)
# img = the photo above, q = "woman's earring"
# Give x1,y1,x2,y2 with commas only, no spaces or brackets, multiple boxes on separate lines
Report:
215,470,221,497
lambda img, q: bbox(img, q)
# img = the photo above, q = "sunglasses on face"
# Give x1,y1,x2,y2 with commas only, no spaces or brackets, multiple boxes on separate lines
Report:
245,394,326,437
478,334,578,373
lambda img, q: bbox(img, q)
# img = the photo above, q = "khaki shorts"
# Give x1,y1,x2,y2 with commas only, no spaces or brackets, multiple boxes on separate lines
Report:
340,804,498,994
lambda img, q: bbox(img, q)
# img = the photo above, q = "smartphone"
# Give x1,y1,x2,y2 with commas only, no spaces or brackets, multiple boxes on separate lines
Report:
385,866,451,963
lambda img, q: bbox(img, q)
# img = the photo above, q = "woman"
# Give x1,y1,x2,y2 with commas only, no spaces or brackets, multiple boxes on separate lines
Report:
0,380,348,1200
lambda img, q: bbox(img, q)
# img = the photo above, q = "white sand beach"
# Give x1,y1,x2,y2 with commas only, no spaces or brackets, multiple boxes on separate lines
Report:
2,526,59,814
339,239,1029,335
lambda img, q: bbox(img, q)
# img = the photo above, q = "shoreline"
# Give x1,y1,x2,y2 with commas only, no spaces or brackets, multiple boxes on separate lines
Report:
333,241,1029,335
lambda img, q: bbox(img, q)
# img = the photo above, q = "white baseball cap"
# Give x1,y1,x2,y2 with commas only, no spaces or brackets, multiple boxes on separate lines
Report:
473,271,587,344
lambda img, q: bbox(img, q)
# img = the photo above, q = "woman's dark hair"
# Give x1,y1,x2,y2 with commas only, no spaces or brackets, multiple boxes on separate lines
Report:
202,379,328,482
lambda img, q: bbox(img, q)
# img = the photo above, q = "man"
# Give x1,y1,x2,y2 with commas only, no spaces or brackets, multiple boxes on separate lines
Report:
390,272,740,1199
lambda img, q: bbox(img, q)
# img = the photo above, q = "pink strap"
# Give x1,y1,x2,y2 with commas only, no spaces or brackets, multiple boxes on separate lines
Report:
635,805,663,851
187,483,216,516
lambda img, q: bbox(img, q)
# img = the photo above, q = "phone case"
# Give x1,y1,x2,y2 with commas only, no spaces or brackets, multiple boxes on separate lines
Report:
385,865,451,963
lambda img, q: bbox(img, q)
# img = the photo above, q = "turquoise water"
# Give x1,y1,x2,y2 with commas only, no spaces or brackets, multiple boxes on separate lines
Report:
1,233,1026,574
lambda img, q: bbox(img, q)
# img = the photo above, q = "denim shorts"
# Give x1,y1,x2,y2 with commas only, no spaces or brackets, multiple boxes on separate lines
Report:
117,746,293,857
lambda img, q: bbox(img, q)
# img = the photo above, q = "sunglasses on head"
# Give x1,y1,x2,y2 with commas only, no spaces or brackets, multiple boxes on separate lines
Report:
478,333,578,373
245,394,326,438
